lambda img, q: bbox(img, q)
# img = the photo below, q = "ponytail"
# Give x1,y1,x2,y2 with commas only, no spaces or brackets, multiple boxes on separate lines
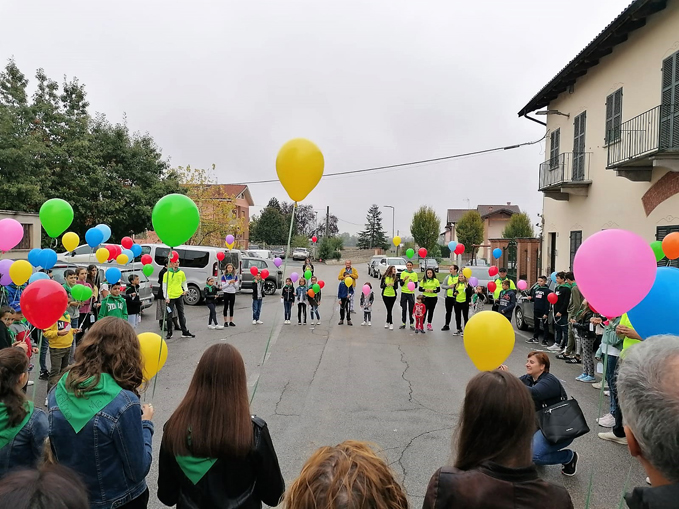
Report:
0,348,29,427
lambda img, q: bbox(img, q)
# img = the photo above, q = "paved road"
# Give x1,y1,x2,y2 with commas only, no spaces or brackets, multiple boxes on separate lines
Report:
32,263,646,509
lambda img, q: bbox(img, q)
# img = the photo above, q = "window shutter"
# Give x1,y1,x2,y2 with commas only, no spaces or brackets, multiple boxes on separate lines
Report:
660,54,676,149
573,112,586,180
605,88,623,143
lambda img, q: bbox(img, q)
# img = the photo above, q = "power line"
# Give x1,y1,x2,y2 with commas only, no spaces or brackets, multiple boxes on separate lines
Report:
233,134,547,185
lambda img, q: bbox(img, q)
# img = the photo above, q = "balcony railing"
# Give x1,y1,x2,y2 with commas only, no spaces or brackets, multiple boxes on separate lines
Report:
607,104,679,168
539,152,591,191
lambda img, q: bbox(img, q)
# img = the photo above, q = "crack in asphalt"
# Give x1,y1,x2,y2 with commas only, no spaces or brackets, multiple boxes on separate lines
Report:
273,380,300,417
398,345,415,403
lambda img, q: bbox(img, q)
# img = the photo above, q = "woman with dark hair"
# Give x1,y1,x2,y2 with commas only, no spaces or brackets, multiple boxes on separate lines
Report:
220,264,238,328
0,348,48,476
452,275,473,335
0,464,89,509
423,370,573,509
419,268,440,331
302,258,314,277
48,317,154,509
380,266,398,330
158,343,284,508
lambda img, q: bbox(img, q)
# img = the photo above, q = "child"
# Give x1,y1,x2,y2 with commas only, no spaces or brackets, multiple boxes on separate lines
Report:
0,307,17,350
44,311,78,394
337,279,352,326
98,283,128,320
308,276,322,325
413,295,426,334
252,273,264,324
124,274,142,329
472,286,487,314
281,278,295,324
10,309,36,380
62,270,81,330
204,277,221,329
75,267,93,334
296,278,308,326
360,282,374,326
497,280,516,322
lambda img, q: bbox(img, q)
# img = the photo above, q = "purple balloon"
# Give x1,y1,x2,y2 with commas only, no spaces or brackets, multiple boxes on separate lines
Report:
469,277,479,287
273,257,282,268
225,234,235,245
290,271,299,283
0,259,14,286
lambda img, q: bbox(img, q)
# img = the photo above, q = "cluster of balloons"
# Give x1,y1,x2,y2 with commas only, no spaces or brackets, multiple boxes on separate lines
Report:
307,282,322,298
27,248,58,270
0,218,25,252
651,232,679,262
141,255,154,277
447,242,466,255
0,259,31,286
276,138,324,203
249,266,271,279
225,234,235,250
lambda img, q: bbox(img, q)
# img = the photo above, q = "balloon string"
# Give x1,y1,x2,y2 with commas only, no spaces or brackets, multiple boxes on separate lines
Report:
29,328,42,404
150,251,171,400
249,203,296,404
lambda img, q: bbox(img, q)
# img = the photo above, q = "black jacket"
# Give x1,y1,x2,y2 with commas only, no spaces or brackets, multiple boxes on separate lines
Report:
157,417,285,509
626,483,679,509
157,268,168,300
124,284,142,315
554,285,571,317
203,285,218,302
531,285,552,315
0,322,13,350
281,285,295,303
520,372,566,411
453,284,474,304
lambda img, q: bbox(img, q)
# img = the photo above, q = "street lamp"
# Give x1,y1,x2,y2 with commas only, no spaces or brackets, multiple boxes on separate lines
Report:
383,205,395,255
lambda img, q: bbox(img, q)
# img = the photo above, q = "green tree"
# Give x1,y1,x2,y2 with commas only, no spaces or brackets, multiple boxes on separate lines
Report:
357,204,388,250
410,207,440,253
319,236,343,261
250,206,287,246
502,212,535,239
456,211,484,258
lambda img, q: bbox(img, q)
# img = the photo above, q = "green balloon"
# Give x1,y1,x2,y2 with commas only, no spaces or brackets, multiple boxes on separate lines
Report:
39,198,74,238
152,194,200,247
651,240,665,262
312,283,320,294
142,264,154,277
406,248,414,259
304,270,312,280
71,285,92,301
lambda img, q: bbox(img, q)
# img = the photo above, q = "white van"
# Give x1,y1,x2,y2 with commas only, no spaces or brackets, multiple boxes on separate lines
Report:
137,244,243,305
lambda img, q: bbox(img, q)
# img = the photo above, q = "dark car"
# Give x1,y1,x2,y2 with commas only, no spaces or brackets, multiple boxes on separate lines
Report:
241,257,282,295
514,280,556,333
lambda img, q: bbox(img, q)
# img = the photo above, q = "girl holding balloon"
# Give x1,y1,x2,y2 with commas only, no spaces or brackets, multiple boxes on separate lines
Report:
220,264,238,328
296,278,308,326
419,269,441,331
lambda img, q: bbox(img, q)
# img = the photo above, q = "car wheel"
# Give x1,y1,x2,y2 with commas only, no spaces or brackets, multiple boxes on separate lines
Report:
183,284,201,306
515,307,528,330
263,279,277,295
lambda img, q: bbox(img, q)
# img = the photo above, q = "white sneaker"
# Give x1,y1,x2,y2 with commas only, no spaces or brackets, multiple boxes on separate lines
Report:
389,324,394,330
361,321,366,326
215,325,224,329
547,344,561,351
45,398,48,407
368,322,371,326
597,413,615,428
27,380,34,386
286,320,290,324
592,381,609,390
604,390,610,396
598,431,627,445
208,325,216,330
253,320,257,324
385,323,389,328
257,320,263,324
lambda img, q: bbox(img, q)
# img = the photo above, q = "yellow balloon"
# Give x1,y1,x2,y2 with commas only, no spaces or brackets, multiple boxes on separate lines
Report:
9,260,32,286
393,236,401,247
344,276,353,287
227,243,234,250
62,232,80,252
95,247,109,263
462,267,472,279
463,311,515,371
138,332,168,380
276,138,324,202
116,254,129,265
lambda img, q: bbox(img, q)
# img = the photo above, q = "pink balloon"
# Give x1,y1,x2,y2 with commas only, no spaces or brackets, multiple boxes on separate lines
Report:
407,281,415,292
362,284,371,295
0,219,24,252
517,280,527,291
573,229,657,317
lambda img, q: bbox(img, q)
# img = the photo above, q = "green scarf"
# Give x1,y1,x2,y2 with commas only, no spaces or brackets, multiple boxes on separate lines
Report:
0,402,34,449
176,455,218,484
55,372,122,433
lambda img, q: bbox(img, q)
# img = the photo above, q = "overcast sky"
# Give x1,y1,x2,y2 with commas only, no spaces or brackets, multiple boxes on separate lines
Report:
1,0,632,235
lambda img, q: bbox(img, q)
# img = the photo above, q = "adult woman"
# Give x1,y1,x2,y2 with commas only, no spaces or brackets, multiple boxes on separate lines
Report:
441,265,459,331
221,264,238,327
380,266,398,330
452,275,473,335
419,268,440,331
156,264,180,332
48,317,154,509
74,267,93,347
518,351,579,476
85,264,99,321
0,348,48,476
423,370,573,509
302,258,314,277
158,344,284,508
285,441,407,509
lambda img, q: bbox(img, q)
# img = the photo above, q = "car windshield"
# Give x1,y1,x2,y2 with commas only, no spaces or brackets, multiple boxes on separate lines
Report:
387,258,406,265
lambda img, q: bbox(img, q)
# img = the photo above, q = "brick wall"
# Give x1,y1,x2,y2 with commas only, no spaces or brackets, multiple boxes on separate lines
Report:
642,172,679,216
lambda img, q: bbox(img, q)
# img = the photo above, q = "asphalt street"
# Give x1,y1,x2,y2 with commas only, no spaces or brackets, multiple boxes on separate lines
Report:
31,263,646,509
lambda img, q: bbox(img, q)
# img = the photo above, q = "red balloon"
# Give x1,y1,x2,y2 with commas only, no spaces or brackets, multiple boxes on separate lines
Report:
141,254,153,265
487,281,497,293
261,269,270,279
319,280,325,289
312,236,318,243
113,245,122,257
488,266,499,277
216,252,225,261
455,244,466,255
170,250,179,263
250,266,259,276
418,248,427,258
106,245,117,260
21,280,68,329
121,236,133,249
548,292,559,305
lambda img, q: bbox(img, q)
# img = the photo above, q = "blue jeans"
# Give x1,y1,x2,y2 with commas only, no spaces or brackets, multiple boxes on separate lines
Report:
252,299,262,320
605,353,619,415
39,332,49,373
283,301,292,320
310,305,320,320
532,430,574,465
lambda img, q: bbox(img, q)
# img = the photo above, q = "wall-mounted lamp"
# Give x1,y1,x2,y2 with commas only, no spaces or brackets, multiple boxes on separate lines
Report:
535,110,570,118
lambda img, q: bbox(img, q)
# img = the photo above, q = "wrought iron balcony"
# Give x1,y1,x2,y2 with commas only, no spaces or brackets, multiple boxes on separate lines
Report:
607,104,679,168
539,152,591,195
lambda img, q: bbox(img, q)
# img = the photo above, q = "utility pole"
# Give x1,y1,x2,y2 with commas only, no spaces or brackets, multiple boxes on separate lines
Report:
325,206,330,238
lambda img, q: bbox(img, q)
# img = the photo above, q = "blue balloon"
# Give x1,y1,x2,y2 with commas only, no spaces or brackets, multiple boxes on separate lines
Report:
448,241,457,251
106,267,121,284
38,249,57,270
27,248,42,267
628,267,679,339
130,244,142,257
493,248,503,259
95,224,112,243
122,249,134,264
28,272,49,284
85,227,104,248
551,272,557,283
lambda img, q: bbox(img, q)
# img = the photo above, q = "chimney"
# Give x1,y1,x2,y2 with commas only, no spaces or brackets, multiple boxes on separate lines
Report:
507,201,511,206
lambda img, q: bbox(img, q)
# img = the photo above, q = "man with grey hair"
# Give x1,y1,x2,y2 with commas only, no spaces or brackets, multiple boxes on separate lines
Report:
617,335,679,508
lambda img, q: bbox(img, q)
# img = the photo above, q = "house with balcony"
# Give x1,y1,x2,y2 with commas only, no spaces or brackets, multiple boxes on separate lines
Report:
519,0,679,273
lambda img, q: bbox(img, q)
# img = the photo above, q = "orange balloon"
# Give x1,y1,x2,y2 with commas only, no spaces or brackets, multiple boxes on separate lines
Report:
662,232,679,260
307,289,315,297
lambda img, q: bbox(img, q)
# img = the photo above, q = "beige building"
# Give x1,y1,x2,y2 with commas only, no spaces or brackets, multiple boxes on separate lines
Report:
0,210,41,260
520,0,679,273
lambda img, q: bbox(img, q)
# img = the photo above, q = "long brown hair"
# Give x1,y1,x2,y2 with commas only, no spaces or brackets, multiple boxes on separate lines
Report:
163,344,253,458
383,266,396,280
0,349,29,427
285,441,408,509
454,370,534,471
66,317,143,396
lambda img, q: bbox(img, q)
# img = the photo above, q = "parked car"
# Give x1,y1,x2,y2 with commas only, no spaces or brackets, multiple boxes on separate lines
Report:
292,248,310,261
464,266,495,290
241,257,282,295
248,249,272,259
373,257,408,279
418,258,439,272
56,245,98,263
271,248,286,259
514,280,556,333
367,255,383,277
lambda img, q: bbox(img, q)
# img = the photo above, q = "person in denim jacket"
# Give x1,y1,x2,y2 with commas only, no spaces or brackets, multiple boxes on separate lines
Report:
48,317,154,509
0,348,48,477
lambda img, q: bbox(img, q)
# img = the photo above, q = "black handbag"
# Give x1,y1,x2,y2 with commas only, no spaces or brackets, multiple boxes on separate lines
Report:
538,388,590,444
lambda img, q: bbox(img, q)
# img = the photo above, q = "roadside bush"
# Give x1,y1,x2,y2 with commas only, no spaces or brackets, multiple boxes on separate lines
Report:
319,237,343,260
